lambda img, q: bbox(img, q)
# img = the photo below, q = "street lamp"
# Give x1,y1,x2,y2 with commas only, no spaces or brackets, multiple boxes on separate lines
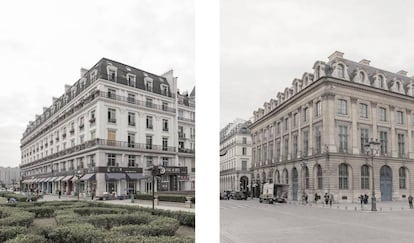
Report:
364,138,381,212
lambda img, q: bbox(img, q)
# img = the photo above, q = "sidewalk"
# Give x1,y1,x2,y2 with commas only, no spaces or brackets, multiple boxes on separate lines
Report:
37,194,195,213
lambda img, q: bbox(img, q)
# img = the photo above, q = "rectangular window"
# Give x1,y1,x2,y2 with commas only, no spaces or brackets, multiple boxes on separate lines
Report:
263,144,267,161
162,102,168,111
128,133,135,148
127,93,136,104
128,155,136,167
242,161,247,170
284,118,288,131
146,135,153,149
163,119,169,131
379,107,387,122
276,141,280,162
161,85,169,96
162,137,168,151
315,126,322,154
242,137,247,144
277,122,281,134
303,130,309,156
359,104,368,118
146,98,153,108
90,130,96,140
108,88,116,99
293,135,298,158
242,147,247,155
269,141,273,160
283,137,289,160
146,116,153,129
338,125,348,153
316,101,322,117
128,112,135,126
127,74,136,87
145,80,153,92
397,111,404,124
107,130,116,145
107,154,116,167
380,131,388,155
337,99,348,115
398,134,405,158
146,156,153,167
304,107,309,122
108,108,116,123
360,128,369,154
108,70,116,81
293,113,298,127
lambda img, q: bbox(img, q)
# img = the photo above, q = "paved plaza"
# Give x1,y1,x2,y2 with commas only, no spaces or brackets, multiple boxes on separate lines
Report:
221,199,414,243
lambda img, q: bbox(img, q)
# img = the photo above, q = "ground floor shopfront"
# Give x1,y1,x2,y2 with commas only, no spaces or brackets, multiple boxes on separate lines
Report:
251,154,414,202
220,172,251,193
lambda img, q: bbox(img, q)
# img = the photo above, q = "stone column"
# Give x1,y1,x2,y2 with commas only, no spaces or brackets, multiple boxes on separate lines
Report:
407,109,413,158
288,112,292,160
308,100,314,156
351,97,359,154
371,102,378,139
297,107,302,159
322,93,336,152
390,106,396,157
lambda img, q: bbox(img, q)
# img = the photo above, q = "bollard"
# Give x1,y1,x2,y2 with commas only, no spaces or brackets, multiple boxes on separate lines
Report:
185,196,193,208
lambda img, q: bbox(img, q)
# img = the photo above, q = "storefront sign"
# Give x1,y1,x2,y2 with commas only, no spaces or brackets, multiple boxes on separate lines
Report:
164,166,187,175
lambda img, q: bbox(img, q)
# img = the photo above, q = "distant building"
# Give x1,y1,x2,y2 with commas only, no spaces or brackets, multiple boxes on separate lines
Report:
0,167,20,186
250,51,414,202
220,119,252,193
20,58,195,197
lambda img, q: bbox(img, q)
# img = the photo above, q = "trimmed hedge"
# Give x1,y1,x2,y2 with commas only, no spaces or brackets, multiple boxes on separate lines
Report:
103,235,195,243
111,217,179,236
0,210,34,227
85,212,154,229
135,194,195,204
48,223,106,243
0,226,28,242
0,193,37,203
5,234,48,243
73,207,128,216
24,206,55,218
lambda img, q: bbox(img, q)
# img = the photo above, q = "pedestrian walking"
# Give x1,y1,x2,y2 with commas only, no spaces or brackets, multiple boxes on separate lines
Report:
58,189,61,199
359,194,363,207
408,195,413,209
324,192,329,206
364,194,369,204
314,193,319,204
305,193,308,204
91,190,95,201
329,193,333,206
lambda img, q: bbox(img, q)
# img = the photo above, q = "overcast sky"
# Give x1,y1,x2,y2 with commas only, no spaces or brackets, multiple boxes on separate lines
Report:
0,0,194,167
221,0,414,128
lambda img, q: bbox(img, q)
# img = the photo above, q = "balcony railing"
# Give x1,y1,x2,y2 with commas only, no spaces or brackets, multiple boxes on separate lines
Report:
99,91,176,113
178,116,195,122
178,133,186,139
178,148,195,154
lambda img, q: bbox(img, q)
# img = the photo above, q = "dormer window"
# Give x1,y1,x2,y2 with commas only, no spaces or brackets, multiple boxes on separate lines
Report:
145,79,153,92
161,84,169,96
337,64,344,78
90,69,97,81
396,82,401,92
127,74,136,87
359,71,365,83
378,75,384,88
107,65,117,82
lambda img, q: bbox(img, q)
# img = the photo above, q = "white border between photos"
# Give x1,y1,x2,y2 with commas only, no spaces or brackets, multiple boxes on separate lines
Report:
195,0,219,242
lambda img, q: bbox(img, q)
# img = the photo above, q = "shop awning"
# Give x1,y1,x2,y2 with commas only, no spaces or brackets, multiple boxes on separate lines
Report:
44,177,53,182
126,173,145,180
71,175,83,182
54,176,66,181
105,173,126,180
80,174,96,181
22,179,30,183
34,178,42,183
62,175,73,182
49,177,58,182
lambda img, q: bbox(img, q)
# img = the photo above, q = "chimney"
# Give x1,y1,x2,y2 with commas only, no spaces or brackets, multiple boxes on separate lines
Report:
397,70,408,76
64,84,71,93
359,59,371,66
80,68,88,78
52,97,58,103
328,51,344,61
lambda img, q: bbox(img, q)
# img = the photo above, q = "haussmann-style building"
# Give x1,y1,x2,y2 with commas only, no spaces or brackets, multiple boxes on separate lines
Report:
250,51,414,202
20,58,195,198
220,119,252,193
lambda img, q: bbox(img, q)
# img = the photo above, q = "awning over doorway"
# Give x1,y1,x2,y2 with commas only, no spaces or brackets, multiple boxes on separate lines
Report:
49,177,58,182
105,173,126,180
80,174,96,181
71,175,83,182
44,177,53,182
55,176,66,181
126,173,145,180
62,176,73,182
34,178,43,183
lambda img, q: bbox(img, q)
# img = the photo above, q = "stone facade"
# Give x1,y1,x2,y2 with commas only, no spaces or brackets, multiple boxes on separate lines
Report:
251,51,414,202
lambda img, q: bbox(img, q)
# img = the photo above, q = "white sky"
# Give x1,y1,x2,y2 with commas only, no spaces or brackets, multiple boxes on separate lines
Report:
221,0,414,128
0,0,194,167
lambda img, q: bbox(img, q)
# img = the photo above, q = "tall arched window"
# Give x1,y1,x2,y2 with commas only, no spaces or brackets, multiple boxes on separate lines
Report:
304,166,310,189
317,165,323,189
361,165,369,189
283,169,288,184
337,64,345,78
399,167,407,189
275,170,280,184
378,75,384,88
339,163,348,189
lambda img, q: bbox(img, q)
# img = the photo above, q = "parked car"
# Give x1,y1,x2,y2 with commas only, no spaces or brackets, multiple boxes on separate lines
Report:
230,191,247,200
220,192,230,200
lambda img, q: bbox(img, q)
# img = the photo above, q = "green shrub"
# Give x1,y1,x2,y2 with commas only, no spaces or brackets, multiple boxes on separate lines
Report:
5,234,48,243
132,207,195,227
134,194,195,204
24,206,55,218
73,207,128,216
135,194,154,200
0,210,34,227
111,217,179,236
85,212,153,229
48,223,105,243
31,224,54,238
55,211,84,225
0,193,37,203
0,226,28,242
103,235,195,243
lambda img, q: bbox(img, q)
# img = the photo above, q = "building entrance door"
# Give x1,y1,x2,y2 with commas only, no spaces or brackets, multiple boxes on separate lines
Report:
292,168,298,201
380,165,392,201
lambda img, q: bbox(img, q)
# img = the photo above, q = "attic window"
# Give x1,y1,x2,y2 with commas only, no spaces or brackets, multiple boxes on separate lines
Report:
145,79,153,92
127,74,136,87
108,69,117,82
396,82,401,91
161,84,169,96
90,69,97,81
337,64,345,78
378,75,384,88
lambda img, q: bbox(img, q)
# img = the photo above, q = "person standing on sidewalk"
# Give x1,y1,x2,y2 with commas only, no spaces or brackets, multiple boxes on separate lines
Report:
58,189,61,199
408,195,413,209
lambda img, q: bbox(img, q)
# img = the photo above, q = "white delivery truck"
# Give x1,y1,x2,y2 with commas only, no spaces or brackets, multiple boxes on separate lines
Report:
259,183,288,204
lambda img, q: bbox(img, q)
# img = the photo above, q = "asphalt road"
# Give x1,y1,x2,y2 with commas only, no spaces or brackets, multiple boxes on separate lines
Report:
221,199,414,243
